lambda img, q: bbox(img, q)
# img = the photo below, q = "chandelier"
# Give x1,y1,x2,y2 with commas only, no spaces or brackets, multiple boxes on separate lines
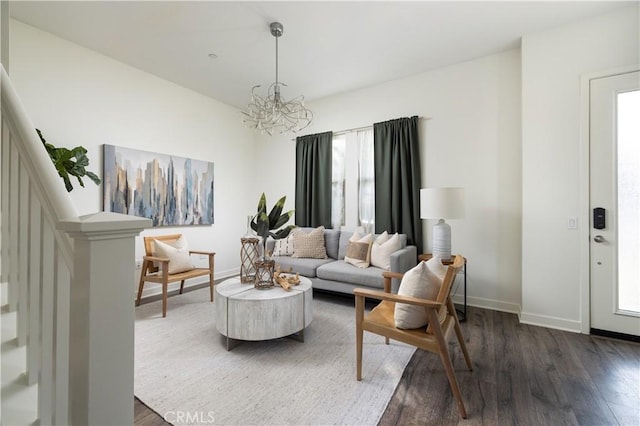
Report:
242,22,313,136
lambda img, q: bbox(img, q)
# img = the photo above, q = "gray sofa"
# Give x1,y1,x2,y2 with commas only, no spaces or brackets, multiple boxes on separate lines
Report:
266,227,417,295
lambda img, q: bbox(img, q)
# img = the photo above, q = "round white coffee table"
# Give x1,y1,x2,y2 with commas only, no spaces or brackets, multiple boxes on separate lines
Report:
215,276,313,350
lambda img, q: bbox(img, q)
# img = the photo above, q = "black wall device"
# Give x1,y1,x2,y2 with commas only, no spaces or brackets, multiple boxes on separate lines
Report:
594,207,606,229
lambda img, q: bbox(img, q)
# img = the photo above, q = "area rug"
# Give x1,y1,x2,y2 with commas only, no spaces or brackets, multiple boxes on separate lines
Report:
134,287,415,426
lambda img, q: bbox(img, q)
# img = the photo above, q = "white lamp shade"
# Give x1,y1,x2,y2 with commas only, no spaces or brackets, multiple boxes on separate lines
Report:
420,187,465,220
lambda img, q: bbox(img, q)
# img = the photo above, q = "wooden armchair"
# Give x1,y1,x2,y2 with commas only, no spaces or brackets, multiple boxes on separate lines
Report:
354,254,472,418
136,234,215,317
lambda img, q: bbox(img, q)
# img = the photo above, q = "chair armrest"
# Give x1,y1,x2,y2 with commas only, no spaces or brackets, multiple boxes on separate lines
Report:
143,255,169,263
353,287,442,309
382,271,404,280
382,271,404,293
189,250,215,256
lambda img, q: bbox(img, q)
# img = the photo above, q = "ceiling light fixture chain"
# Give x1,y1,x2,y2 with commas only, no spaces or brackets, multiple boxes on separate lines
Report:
242,21,313,136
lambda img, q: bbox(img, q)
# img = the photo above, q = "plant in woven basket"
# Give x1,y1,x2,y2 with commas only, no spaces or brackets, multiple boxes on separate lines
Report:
250,193,295,259
37,128,101,192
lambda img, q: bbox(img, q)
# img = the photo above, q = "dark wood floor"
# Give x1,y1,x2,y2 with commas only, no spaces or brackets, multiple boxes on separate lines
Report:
380,306,640,425
134,305,640,426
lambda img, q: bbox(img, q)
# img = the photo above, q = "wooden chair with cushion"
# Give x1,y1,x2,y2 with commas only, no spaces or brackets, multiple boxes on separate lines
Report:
354,254,472,418
136,234,215,317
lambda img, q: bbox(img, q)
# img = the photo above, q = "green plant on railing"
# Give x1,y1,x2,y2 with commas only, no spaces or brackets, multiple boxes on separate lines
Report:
36,129,101,192
250,193,295,258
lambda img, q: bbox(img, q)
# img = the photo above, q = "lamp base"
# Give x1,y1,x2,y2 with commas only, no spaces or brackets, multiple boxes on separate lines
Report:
432,219,452,261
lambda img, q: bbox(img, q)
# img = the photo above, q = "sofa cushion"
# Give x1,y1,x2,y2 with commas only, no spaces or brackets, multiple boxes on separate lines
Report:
316,261,385,289
370,232,401,270
344,233,373,268
298,227,340,259
272,256,333,278
338,230,354,260
396,233,408,248
272,234,294,256
292,227,328,259
339,230,408,260
324,228,340,259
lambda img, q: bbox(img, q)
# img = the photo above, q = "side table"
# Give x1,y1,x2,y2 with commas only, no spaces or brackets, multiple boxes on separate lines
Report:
418,253,467,322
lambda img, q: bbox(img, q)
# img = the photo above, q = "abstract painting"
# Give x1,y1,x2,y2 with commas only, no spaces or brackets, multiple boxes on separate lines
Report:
103,144,214,226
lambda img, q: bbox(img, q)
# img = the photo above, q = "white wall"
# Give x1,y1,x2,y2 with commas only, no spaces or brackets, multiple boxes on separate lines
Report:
258,49,523,314
13,5,634,324
521,5,639,331
10,20,259,297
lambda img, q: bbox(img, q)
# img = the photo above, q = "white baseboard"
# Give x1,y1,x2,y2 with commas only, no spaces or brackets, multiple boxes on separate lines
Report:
452,293,521,315
451,292,582,333
519,311,582,333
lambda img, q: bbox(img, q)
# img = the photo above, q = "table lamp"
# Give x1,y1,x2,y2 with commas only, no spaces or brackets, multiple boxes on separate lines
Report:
420,187,465,261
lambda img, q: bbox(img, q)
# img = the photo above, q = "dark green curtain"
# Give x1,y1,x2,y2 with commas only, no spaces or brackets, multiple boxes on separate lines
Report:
295,131,333,228
374,116,423,253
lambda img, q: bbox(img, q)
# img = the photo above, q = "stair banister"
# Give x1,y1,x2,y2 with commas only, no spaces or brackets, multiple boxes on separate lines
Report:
1,64,153,425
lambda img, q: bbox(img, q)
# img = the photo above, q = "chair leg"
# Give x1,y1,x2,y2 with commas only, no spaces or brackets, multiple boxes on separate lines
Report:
136,280,144,307
209,254,215,302
448,298,473,370
428,309,467,419
454,323,473,371
438,346,467,419
179,280,185,294
355,295,364,381
136,261,147,306
162,280,168,318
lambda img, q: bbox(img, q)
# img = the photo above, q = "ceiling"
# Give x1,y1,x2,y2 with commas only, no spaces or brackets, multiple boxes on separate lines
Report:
10,1,633,110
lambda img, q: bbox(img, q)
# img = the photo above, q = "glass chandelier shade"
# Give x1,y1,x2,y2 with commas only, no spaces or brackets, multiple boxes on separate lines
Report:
242,22,313,136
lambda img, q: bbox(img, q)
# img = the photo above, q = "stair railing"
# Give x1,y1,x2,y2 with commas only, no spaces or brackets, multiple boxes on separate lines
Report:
1,65,150,425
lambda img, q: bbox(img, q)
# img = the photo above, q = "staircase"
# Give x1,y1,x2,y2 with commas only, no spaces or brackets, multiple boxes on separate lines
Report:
0,65,151,425
2,283,38,425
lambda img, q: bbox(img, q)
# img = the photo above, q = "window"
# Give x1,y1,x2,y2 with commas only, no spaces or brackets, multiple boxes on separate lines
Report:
358,129,375,233
331,135,346,229
331,129,374,231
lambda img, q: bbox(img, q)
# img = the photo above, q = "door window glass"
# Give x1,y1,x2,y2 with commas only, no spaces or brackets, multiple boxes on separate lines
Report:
617,89,640,313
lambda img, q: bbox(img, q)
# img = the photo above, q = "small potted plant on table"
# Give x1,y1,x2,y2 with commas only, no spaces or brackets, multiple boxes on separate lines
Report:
251,193,295,289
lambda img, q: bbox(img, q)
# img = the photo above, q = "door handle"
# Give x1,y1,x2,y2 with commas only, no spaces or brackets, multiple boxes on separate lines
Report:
593,235,605,243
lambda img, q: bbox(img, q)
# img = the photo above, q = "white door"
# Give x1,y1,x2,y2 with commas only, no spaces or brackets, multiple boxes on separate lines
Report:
590,70,640,337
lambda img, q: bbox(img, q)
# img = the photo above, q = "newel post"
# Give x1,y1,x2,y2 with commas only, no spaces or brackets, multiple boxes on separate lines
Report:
58,212,151,426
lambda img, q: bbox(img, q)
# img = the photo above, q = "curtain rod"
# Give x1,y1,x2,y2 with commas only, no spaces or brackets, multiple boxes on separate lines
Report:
291,116,428,141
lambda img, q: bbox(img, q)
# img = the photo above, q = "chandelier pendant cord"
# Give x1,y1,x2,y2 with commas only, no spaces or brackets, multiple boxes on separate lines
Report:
274,28,280,107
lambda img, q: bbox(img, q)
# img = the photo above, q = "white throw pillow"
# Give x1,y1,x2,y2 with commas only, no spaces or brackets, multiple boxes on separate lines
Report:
344,233,373,268
394,257,445,329
153,236,195,274
370,231,401,270
272,234,295,256
425,254,448,281
292,226,328,259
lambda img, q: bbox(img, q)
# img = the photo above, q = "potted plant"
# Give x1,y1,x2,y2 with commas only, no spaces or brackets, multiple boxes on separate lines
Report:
251,193,295,259
250,193,295,288
37,129,101,192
